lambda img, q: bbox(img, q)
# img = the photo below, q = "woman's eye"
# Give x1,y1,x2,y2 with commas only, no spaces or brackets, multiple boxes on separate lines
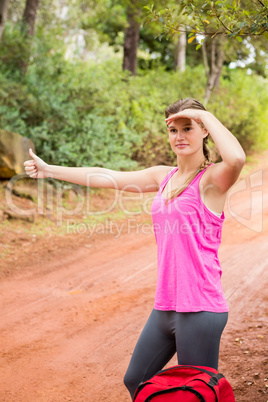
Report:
184,127,192,131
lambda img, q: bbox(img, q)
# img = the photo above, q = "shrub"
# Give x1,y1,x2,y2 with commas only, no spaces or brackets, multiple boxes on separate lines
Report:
0,27,267,170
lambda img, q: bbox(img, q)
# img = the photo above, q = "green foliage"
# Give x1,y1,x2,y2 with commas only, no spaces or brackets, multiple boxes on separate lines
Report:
144,0,268,42
210,67,268,154
0,25,267,170
0,23,31,77
80,0,127,47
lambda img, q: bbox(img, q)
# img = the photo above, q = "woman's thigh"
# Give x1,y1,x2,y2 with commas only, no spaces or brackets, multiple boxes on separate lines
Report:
174,311,228,370
124,309,176,398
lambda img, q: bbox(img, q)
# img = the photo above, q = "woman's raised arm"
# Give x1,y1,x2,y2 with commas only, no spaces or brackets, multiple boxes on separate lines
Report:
166,110,246,194
24,148,169,193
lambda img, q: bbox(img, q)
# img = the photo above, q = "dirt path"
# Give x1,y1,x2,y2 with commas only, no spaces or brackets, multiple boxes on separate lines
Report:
0,160,268,402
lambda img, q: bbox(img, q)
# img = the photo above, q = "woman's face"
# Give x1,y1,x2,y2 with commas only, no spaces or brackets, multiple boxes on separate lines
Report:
167,116,208,155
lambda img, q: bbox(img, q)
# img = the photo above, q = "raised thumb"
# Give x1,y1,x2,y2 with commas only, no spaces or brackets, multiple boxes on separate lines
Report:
29,148,36,158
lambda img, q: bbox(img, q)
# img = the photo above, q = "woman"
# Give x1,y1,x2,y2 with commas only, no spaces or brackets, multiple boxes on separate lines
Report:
24,98,246,400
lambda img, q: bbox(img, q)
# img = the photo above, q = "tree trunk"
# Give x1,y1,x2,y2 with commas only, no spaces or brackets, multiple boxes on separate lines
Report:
204,36,225,105
174,31,186,72
0,0,11,40
20,0,40,74
123,2,140,76
201,36,209,79
22,0,40,36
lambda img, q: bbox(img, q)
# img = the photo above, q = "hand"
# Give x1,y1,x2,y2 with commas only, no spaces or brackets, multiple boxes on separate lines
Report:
24,148,49,179
165,109,207,126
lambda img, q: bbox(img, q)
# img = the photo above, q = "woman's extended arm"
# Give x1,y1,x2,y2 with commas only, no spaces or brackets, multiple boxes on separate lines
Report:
24,148,166,193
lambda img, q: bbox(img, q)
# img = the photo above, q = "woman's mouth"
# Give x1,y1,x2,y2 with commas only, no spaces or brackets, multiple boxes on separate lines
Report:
176,144,189,148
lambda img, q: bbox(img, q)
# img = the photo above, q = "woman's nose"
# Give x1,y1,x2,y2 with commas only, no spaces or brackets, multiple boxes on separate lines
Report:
175,130,186,139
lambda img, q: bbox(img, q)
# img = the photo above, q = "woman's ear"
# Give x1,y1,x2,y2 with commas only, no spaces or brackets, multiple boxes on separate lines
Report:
203,130,210,143
203,127,209,138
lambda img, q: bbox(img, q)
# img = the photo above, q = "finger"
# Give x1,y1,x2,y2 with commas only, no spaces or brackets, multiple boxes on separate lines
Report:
165,117,175,123
25,168,35,175
165,113,180,120
165,114,184,121
29,148,35,158
24,160,35,166
25,165,37,172
29,148,38,159
166,118,174,124
25,166,36,172
26,170,37,176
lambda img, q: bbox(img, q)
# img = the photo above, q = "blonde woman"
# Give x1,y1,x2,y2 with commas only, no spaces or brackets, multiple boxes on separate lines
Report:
24,98,246,399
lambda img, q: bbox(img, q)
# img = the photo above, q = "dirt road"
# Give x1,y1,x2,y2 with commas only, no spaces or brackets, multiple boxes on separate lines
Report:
0,161,267,402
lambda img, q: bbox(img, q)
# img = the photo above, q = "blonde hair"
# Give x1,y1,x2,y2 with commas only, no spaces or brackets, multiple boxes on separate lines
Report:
164,98,213,206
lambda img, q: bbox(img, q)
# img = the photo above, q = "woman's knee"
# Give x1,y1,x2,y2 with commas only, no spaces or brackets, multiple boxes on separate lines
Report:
123,368,141,399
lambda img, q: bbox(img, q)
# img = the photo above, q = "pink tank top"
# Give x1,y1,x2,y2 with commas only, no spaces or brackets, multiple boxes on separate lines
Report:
151,164,229,313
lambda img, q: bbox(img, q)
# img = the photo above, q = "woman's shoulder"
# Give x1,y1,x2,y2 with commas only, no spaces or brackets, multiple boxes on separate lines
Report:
153,165,175,188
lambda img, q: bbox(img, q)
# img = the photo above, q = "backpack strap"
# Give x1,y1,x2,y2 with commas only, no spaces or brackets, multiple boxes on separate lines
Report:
208,373,225,387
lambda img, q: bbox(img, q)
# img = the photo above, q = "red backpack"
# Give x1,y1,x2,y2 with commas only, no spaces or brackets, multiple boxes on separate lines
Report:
132,365,235,402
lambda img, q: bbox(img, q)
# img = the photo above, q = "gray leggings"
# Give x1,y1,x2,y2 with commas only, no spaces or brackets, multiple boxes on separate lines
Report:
124,309,228,399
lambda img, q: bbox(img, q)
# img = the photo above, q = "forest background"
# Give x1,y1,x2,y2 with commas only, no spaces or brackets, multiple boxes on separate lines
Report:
0,0,268,174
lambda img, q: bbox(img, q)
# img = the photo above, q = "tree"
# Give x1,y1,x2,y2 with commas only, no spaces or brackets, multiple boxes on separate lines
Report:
144,0,268,42
123,1,141,75
0,0,11,40
21,0,40,36
174,31,186,71
202,36,225,104
123,0,170,75
144,0,268,102
19,0,40,74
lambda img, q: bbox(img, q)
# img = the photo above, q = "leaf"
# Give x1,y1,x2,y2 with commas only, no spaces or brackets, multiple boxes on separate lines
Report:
236,36,243,42
204,20,210,24
188,36,196,43
158,9,168,16
196,44,202,50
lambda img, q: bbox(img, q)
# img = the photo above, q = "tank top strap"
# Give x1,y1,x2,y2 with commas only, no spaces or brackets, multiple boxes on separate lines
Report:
192,162,214,185
159,163,214,193
159,167,178,193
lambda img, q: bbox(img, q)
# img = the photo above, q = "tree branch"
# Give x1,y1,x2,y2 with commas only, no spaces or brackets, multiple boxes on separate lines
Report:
211,6,232,33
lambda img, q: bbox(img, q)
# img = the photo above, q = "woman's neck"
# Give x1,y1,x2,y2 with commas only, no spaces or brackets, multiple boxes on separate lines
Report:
176,154,206,175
